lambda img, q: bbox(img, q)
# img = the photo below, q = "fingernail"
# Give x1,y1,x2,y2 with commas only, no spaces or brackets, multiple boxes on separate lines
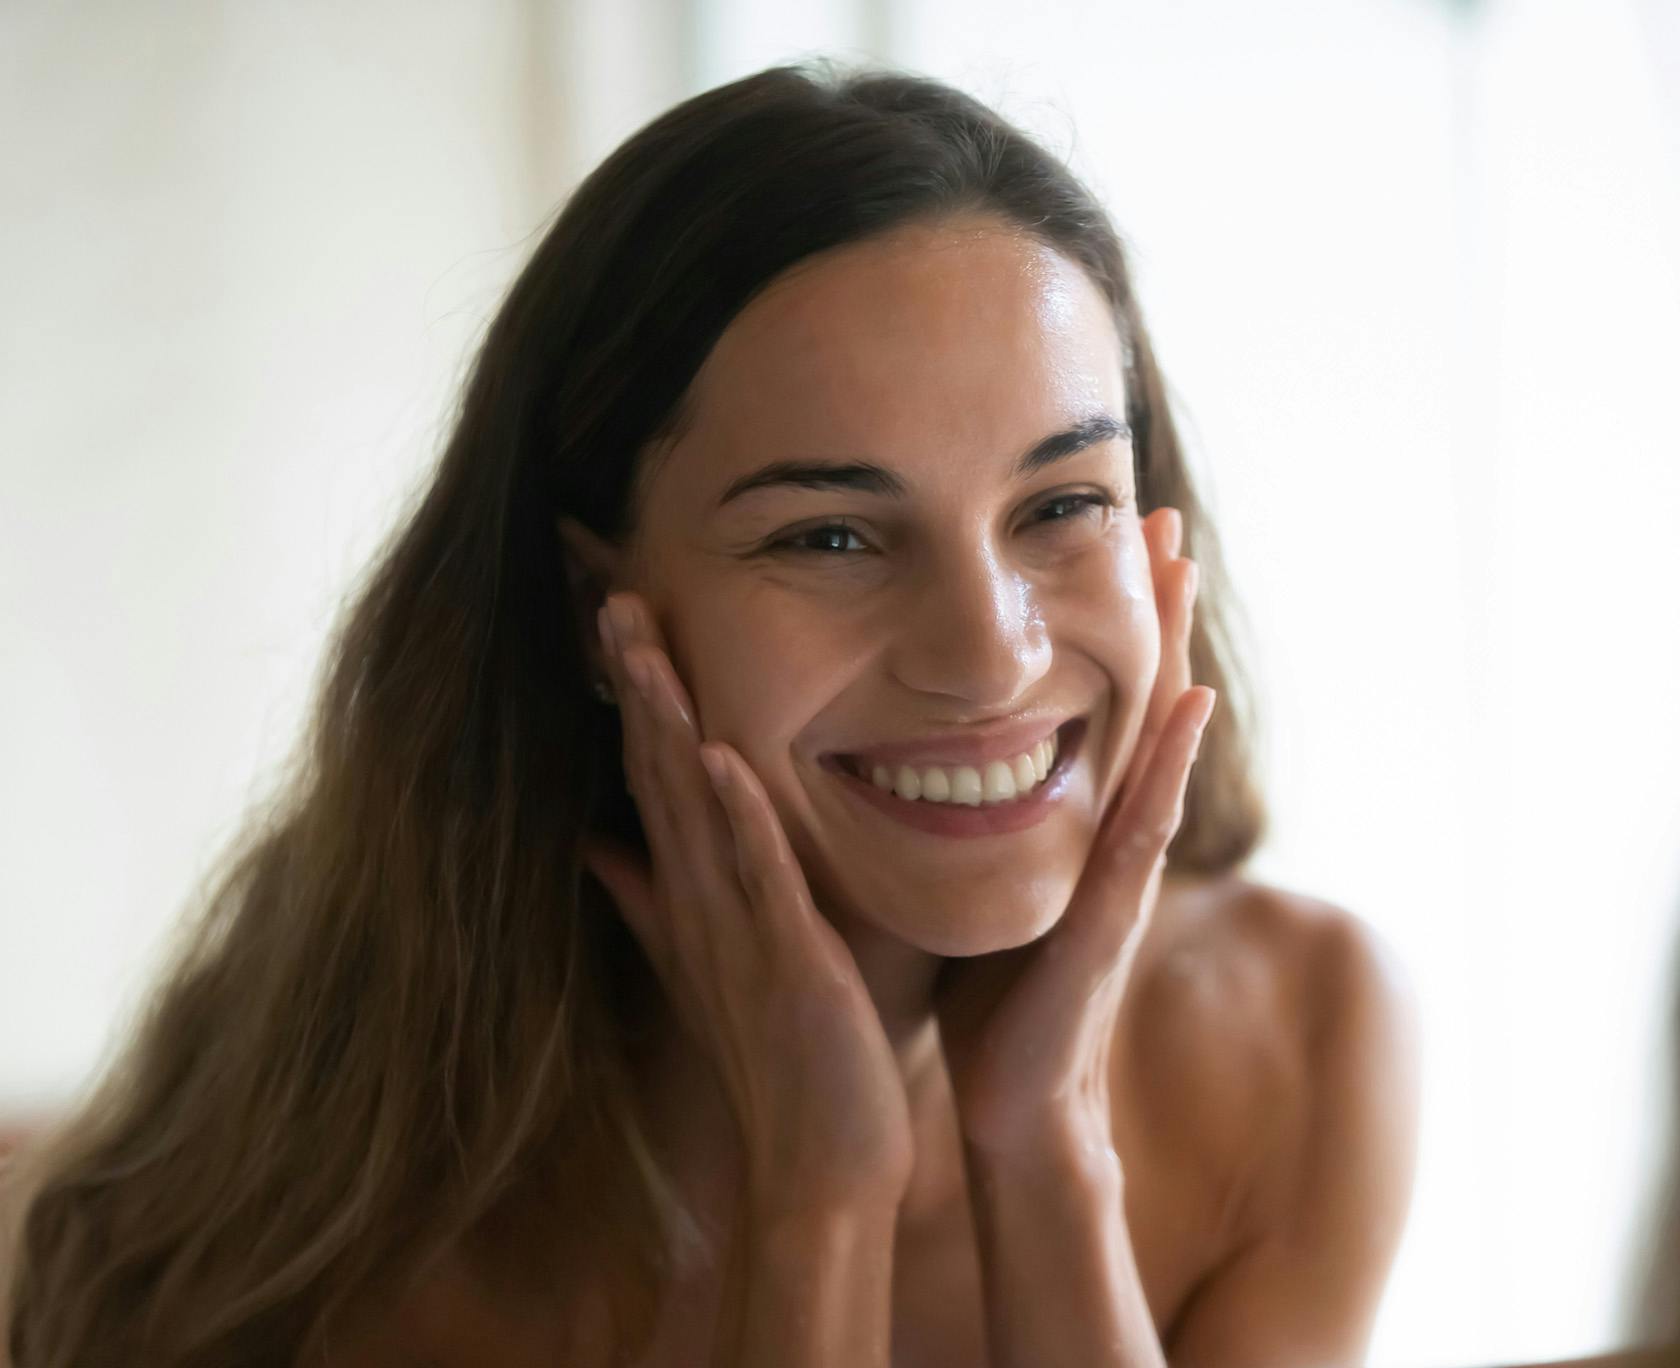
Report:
700,747,730,790
1183,561,1199,609
607,596,636,647
623,650,653,702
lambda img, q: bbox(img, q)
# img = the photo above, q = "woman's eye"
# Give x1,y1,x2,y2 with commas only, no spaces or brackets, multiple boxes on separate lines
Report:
769,522,870,555
763,493,1116,559
1032,492,1115,526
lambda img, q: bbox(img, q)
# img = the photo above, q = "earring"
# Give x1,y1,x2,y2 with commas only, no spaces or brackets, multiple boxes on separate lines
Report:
592,678,617,706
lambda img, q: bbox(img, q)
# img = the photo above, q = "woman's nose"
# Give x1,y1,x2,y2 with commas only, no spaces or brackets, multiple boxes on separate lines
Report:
889,545,1053,709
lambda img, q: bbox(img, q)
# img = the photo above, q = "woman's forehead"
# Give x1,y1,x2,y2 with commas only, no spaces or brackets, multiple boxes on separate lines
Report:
675,222,1126,468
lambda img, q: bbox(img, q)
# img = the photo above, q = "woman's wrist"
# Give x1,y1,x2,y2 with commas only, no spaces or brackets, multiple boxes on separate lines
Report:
719,1196,902,1367
961,1118,1158,1368
743,1159,911,1231
745,1190,905,1242
963,1105,1126,1196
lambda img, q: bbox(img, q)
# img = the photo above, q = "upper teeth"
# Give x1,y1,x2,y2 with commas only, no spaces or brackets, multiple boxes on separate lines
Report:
866,734,1059,806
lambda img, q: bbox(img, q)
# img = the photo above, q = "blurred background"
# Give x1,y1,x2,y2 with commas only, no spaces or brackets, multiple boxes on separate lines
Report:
3,2,1678,1364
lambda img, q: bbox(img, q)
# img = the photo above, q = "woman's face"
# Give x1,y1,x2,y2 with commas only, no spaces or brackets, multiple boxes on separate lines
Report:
620,215,1162,956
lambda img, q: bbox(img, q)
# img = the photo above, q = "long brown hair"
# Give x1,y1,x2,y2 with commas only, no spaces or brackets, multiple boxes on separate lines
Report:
3,58,1267,1365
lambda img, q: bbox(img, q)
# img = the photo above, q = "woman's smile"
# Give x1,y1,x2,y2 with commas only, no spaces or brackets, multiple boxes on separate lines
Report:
816,715,1089,838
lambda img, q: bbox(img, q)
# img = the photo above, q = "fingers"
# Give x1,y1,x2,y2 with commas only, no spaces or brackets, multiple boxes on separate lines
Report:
603,593,850,975
1117,685,1216,848
1127,508,1199,795
595,592,836,981
1059,505,1214,966
1051,686,1215,1002
596,594,746,989
698,740,834,968
587,597,910,1193
1160,503,1184,559
623,640,738,908
1088,685,1216,933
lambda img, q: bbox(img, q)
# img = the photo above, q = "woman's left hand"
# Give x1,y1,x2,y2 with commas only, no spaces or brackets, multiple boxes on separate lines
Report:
933,506,1216,1162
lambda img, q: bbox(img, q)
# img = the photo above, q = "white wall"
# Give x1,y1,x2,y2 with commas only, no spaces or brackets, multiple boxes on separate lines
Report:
0,1,562,1103
5,3,1678,1366
0,0,695,1101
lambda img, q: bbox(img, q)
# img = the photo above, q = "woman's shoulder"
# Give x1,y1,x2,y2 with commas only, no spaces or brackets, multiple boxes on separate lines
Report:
1138,871,1413,1060
1123,872,1419,1215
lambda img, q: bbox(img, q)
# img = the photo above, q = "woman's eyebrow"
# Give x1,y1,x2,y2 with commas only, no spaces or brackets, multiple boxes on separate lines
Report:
713,412,1131,508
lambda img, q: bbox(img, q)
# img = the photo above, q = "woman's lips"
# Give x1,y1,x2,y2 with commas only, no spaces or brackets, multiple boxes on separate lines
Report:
821,718,1086,838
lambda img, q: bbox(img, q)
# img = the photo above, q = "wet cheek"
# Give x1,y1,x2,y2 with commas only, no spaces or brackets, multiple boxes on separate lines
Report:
1058,538,1159,665
1110,524,1156,605
1053,577,1158,798
1067,593,1158,694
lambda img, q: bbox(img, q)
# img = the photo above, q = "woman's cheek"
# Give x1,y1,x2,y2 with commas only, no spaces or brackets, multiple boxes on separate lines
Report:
1106,516,1156,605
1056,525,1158,665
1103,522,1159,661
679,607,832,747
1060,533,1160,787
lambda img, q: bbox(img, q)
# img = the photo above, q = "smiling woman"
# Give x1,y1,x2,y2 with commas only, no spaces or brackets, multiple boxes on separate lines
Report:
2,59,1417,1368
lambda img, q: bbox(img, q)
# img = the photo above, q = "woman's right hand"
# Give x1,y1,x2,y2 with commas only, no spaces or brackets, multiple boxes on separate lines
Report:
580,591,915,1219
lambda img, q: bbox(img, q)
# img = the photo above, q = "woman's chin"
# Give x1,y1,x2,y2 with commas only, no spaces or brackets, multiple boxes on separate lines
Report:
919,919,1059,959
831,872,1078,958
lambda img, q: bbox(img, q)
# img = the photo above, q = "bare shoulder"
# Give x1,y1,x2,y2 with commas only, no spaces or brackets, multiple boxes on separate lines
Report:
1135,872,1416,1066
1113,875,1422,1357
1123,873,1421,1231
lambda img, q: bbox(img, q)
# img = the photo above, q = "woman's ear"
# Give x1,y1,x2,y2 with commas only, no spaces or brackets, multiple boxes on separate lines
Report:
557,515,626,679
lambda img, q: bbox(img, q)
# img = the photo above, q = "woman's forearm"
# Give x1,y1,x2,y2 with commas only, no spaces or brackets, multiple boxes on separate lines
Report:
711,1199,900,1368
963,1128,1166,1368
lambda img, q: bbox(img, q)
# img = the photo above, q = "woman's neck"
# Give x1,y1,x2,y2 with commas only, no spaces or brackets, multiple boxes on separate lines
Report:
826,902,947,1079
